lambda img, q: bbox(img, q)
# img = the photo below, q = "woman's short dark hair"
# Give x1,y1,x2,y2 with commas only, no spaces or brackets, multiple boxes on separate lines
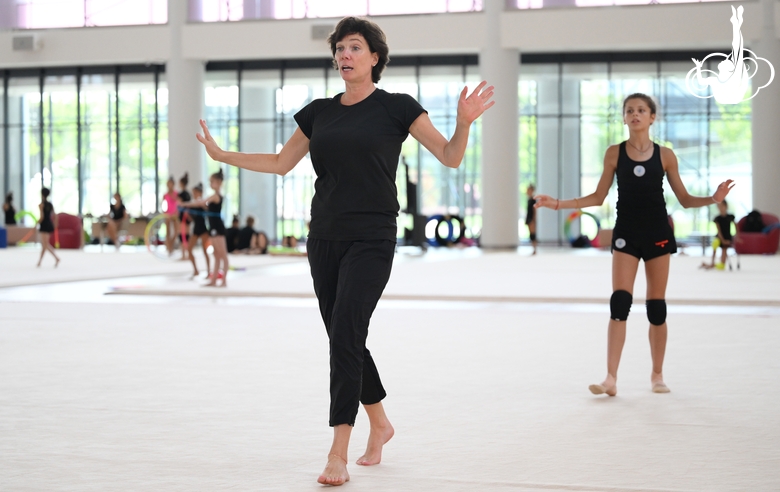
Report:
5,192,12,204
623,93,657,115
41,187,50,198
328,16,389,83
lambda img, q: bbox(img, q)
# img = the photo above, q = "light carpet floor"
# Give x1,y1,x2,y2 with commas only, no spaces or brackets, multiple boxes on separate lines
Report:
1,247,779,491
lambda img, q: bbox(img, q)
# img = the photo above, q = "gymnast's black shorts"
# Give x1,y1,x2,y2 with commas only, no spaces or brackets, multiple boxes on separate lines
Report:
611,225,677,261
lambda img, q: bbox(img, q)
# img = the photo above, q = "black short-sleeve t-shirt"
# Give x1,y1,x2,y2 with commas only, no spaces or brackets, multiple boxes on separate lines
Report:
294,89,426,241
714,214,735,240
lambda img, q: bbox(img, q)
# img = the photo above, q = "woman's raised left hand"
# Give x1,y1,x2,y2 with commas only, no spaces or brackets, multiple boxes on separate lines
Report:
457,81,495,126
712,179,735,203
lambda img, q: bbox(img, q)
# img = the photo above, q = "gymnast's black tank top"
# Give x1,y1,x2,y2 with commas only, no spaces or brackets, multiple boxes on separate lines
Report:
39,202,54,232
207,196,225,235
615,142,669,231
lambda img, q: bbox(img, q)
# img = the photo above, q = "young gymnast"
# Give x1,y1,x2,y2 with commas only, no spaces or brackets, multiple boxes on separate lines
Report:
106,193,126,250
37,187,60,267
183,170,228,287
184,183,211,278
705,200,736,270
162,177,179,256
535,93,734,396
178,173,192,261
3,192,16,225
196,16,493,486
525,184,538,255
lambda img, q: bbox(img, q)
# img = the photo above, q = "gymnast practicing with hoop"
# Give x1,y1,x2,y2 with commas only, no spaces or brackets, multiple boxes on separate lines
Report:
535,93,734,396
195,16,494,486
183,183,211,279
181,170,228,287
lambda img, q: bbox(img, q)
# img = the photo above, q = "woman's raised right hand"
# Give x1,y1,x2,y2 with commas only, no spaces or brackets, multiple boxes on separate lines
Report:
196,119,225,162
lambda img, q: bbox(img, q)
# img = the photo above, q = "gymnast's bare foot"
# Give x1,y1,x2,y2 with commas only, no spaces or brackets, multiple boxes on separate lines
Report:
589,374,617,397
356,421,394,466
317,454,349,486
651,372,670,393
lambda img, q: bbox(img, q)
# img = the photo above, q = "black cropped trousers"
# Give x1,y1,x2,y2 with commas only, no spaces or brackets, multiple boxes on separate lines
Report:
307,238,395,427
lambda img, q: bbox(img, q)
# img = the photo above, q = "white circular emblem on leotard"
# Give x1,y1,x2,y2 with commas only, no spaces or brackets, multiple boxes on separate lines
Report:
615,238,626,249
634,165,646,177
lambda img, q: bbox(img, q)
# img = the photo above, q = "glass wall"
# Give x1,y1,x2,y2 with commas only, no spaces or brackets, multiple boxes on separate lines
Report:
519,57,752,242
2,55,751,244
1,66,167,227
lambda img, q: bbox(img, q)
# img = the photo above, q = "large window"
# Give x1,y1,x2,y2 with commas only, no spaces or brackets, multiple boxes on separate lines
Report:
1,66,167,225
518,56,752,242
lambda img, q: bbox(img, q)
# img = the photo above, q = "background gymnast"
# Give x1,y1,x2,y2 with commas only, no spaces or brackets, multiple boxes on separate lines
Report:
195,16,494,486
105,193,126,250
162,177,179,256
177,173,192,261
182,170,228,287
535,93,734,397
184,183,211,279
37,187,60,268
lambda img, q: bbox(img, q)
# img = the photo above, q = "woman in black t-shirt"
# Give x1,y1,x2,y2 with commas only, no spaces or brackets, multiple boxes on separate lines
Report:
196,16,494,486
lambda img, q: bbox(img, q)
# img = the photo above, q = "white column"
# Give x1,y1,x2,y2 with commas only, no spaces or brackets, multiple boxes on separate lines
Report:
239,86,278,239
167,0,205,184
751,0,780,220
480,0,519,248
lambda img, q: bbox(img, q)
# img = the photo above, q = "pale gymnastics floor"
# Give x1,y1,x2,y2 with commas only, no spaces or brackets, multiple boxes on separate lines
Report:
1,246,778,491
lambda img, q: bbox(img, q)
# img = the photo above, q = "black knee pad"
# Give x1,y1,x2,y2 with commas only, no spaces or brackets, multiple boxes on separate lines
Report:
530,233,537,241
646,299,667,326
610,290,633,321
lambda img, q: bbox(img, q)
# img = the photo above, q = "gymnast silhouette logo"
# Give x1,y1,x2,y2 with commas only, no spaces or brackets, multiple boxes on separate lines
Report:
686,5,775,104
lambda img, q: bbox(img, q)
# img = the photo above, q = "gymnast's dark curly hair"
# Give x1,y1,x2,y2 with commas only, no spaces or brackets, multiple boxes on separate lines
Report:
328,16,389,83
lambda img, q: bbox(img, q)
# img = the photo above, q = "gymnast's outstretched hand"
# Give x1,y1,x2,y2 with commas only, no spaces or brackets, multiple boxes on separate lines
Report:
196,119,225,162
712,179,735,203
533,194,557,209
457,81,495,126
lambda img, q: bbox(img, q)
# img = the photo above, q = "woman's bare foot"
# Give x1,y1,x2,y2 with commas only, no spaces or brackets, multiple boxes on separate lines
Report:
589,374,617,397
55,258,60,268
651,372,670,393
317,454,350,486
356,422,394,466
